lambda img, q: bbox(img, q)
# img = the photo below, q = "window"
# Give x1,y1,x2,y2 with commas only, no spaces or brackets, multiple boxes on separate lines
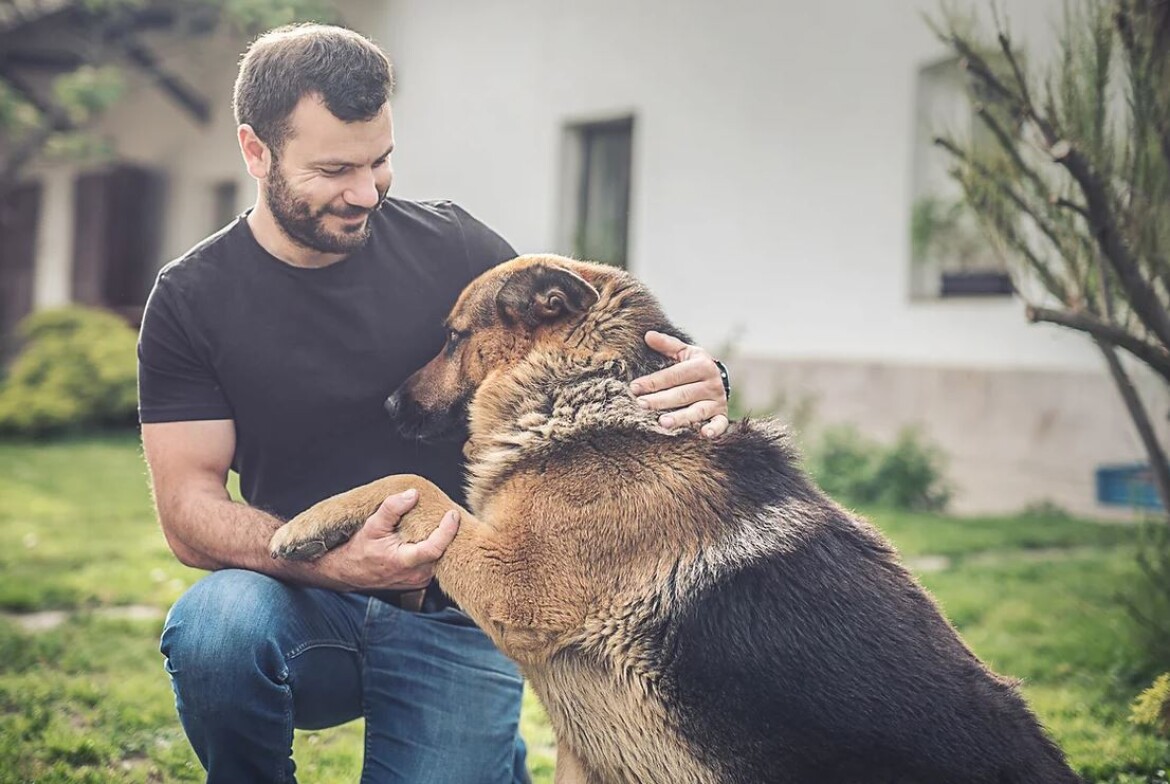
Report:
72,164,166,325
909,58,1013,298
560,116,634,269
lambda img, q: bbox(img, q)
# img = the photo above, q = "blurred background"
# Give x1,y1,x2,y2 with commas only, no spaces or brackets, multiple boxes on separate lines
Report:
1,1,1169,781
3,0,1167,518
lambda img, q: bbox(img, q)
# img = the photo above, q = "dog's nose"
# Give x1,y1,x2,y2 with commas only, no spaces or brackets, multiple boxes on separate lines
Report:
384,392,401,420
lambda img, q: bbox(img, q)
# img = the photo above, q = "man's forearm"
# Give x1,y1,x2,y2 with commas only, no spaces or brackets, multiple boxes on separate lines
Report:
162,492,353,591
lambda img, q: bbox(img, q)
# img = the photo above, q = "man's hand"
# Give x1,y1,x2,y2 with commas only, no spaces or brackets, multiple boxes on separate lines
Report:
630,330,730,438
314,489,460,592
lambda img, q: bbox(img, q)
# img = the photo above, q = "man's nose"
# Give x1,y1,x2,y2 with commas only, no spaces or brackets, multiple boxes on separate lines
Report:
346,170,381,209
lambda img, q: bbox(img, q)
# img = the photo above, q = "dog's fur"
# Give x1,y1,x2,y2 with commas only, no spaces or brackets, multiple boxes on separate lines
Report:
270,254,1081,784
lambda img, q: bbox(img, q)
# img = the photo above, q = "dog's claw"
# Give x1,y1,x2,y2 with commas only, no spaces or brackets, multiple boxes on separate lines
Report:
272,539,328,561
271,520,361,561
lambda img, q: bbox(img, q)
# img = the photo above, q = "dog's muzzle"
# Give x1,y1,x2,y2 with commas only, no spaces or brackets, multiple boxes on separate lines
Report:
385,388,468,442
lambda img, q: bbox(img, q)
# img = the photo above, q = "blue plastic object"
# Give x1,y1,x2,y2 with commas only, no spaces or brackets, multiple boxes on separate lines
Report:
1096,463,1164,510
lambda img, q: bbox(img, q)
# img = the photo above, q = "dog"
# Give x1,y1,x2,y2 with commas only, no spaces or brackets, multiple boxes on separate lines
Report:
269,254,1081,783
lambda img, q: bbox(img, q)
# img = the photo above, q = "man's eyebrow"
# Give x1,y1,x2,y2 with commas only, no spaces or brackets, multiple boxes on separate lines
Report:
311,145,395,168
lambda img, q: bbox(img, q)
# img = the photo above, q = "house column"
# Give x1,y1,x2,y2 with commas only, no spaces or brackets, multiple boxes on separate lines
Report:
33,169,75,309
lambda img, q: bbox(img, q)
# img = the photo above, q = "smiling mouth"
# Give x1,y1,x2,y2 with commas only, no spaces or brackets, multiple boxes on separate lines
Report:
326,203,370,219
331,213,370,233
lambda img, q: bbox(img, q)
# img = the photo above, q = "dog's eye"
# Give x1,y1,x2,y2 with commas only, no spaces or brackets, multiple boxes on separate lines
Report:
445,329,466,356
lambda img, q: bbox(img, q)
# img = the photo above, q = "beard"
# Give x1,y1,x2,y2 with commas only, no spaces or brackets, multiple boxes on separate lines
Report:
265,159,386,255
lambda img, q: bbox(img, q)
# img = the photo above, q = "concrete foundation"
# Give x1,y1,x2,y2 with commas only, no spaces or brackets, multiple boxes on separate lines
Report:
731,356,1169,521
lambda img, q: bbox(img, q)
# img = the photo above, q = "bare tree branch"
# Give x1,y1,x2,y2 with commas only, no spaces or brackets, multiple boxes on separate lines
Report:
1050,141,1170,347
0,63,77,133
1053,197,1091,220
998,30,1035,117
1116,0,1170,171
935,135,1090,289
1028,305,1170,383
973,103,1047,194
118,36,209,125
985,214,1072,303
968,103,1102,293
951,28,1170,349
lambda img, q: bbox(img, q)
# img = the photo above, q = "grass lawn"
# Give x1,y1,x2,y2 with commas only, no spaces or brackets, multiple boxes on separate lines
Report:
1,431,1167,782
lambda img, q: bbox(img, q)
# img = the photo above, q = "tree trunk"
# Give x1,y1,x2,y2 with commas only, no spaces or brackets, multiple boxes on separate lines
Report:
1097,339,1170,519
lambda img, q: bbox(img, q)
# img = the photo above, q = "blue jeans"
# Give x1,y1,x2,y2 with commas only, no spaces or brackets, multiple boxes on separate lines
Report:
160,569,528,783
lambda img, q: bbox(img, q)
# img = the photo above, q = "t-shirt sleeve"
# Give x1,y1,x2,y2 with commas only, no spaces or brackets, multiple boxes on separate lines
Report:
137,271,234,424
449,203,517,279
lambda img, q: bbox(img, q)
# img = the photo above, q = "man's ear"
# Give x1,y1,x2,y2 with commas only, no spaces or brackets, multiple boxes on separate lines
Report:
496,264,600,327
238,124,272,180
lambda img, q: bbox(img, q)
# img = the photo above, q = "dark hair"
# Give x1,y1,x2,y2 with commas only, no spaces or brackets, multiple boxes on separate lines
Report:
232,23,394,152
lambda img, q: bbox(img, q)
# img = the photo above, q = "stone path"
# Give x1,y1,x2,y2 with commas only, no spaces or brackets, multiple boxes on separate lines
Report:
906,545,1101,574
906,554,952,572
1,604,164,633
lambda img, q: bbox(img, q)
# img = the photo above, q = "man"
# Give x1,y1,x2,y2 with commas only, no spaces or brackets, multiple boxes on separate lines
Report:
139,23,730,784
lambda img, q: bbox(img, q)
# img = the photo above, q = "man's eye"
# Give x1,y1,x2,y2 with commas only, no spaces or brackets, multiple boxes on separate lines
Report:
320,167,346,176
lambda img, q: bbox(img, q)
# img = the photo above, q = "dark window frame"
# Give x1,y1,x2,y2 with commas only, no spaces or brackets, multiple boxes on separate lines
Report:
563,115,635,269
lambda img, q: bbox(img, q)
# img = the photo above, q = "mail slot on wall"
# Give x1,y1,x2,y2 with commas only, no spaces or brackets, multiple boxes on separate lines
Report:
1096,464,1164,510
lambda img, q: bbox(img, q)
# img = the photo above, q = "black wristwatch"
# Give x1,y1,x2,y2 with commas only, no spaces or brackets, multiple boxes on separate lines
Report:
713,359,731,400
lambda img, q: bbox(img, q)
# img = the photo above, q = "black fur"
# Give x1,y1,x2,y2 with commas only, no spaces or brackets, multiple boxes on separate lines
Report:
659,421,1080,784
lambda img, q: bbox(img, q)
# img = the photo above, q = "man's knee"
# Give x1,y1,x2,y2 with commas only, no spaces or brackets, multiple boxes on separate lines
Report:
161,570,293,709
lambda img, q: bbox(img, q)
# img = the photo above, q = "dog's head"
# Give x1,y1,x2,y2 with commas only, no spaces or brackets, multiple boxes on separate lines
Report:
389,254,636,440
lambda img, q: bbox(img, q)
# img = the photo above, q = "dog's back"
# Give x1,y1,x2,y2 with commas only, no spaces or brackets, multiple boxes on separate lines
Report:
652,422,1077,783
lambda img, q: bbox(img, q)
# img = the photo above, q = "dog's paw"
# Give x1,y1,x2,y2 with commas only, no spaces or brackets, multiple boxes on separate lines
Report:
269,511,362,561
269,474,443,561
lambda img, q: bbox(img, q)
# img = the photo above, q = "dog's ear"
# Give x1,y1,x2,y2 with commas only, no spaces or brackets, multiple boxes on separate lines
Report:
496,264,599,327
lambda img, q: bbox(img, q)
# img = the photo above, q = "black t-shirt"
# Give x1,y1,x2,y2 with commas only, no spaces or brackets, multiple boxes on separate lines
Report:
138,197,516,521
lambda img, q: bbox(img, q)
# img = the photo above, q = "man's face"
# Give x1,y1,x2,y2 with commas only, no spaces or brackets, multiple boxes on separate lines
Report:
264,96,395,254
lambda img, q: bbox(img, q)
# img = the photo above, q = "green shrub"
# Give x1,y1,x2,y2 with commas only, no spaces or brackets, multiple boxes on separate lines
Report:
807,426,879,502
807,425,951,512
0,307,138,436
1132,673,1170,738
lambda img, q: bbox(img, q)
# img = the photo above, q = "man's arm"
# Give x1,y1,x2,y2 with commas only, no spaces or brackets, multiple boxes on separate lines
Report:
142,419,459,592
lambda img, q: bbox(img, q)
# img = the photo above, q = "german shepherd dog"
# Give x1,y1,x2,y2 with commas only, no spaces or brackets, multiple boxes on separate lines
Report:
270,254,1080,783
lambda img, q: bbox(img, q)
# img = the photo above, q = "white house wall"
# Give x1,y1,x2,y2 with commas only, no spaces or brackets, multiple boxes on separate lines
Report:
372,0,1098,371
